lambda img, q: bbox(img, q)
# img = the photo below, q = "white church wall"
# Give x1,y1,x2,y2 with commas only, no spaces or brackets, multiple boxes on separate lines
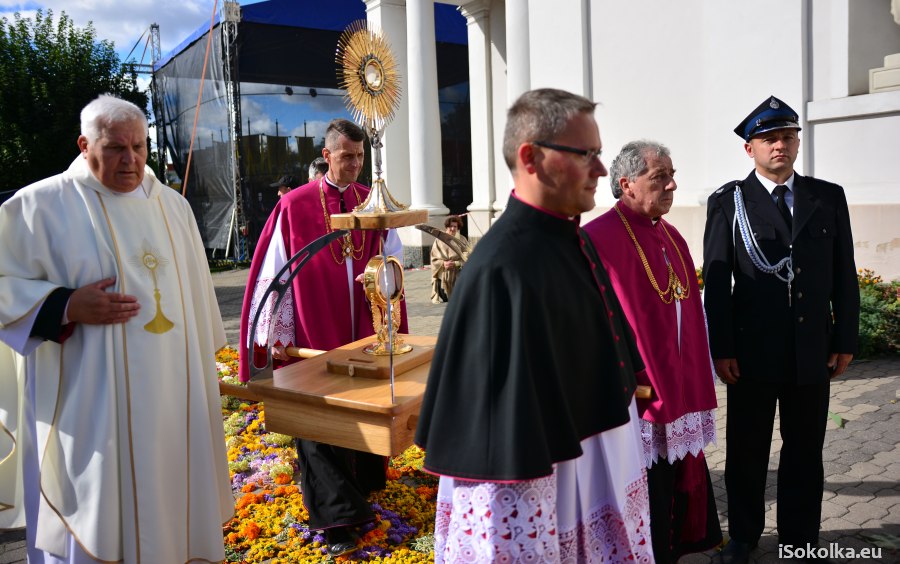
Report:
490,0,510,215
809,111,900,277
527,0,591,97
580,0,805,214
848,0,900,95
810,111,900,203
453,0,899,275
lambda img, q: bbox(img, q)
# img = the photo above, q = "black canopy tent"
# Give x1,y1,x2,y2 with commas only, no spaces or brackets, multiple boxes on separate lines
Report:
152,0,469,258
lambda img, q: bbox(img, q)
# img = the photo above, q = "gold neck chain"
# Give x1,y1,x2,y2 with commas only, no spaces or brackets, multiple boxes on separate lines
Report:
319,178,366,264
614,204,690,304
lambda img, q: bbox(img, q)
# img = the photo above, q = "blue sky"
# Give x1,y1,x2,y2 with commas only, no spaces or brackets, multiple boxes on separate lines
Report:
0,0,252,64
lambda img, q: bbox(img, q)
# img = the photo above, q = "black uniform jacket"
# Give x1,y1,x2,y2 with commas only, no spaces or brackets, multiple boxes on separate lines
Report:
702,171,859,385
415,195,642,481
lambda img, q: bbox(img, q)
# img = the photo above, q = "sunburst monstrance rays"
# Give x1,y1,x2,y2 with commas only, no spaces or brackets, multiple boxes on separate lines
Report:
336,19,401,131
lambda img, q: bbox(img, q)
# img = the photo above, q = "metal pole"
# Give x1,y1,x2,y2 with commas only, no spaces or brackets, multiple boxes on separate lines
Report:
222,0,244,260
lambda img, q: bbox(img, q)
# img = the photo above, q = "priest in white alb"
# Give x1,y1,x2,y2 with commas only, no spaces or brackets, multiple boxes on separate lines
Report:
0,95,232,563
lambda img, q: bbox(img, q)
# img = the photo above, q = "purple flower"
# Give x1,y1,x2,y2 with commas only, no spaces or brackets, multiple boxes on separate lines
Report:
290,524,311,541
362,545,391,558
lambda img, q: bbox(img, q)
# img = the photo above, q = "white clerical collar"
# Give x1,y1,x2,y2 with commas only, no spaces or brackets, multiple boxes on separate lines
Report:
324,176,350,193
755,170,795,196
109,181,149,199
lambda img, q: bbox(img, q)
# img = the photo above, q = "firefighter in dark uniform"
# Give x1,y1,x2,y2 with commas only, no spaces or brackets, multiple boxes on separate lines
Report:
702,96,859,564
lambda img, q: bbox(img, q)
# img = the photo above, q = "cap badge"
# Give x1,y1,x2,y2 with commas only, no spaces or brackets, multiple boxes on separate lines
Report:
769,98,779,109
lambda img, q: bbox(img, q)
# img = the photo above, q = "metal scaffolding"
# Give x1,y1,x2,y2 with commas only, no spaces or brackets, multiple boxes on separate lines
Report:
148,23,168,182
222,0,247,259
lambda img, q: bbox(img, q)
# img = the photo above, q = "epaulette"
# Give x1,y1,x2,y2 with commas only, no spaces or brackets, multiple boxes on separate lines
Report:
712,181,740,197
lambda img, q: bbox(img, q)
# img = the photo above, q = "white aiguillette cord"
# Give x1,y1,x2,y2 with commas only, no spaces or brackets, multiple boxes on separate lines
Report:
732,182,794,306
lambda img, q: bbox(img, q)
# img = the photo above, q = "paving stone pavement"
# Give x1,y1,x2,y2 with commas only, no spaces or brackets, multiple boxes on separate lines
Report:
2,267,897,563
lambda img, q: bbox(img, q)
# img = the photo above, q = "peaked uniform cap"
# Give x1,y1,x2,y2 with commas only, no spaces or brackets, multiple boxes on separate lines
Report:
270,174,296,188
734,95,801,141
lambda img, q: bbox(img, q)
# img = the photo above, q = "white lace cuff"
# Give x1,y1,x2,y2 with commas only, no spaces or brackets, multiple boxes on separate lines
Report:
640,409,717,467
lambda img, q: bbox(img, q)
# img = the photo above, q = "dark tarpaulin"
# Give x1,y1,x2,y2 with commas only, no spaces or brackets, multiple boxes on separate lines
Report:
155,25,233,251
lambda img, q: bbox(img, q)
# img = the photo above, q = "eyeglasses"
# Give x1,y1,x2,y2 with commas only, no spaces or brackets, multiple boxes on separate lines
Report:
532,141,602,164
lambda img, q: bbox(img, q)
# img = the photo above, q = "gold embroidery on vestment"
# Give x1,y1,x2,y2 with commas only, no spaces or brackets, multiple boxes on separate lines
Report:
130,242,174,334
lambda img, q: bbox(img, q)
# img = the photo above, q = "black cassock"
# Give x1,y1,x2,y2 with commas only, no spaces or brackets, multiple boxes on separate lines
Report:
295,439,384,531
415,195,643,481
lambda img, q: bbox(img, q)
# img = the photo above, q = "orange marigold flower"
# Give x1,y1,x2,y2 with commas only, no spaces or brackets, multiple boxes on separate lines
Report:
240,521,261,540
235,492,260,510
416,485,438,500
362,528,387,543
274,473,292,485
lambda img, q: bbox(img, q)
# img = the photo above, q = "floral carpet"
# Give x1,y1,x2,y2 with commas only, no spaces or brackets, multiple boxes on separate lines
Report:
217,347,438,563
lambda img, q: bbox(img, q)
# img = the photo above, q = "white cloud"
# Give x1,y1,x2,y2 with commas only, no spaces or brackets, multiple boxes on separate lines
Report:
289,120,328,143
0,1,217,63
240,96,273,136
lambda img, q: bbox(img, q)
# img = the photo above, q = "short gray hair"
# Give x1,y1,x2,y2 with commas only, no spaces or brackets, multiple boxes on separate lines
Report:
80,95,148,142
308,157,328,179
324,118,366,149
502,88,597,171
609,140,670,198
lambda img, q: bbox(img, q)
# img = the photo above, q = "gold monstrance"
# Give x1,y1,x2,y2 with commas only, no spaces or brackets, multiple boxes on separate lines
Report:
243,23,436,453
332,20,426,228
332,20,427,357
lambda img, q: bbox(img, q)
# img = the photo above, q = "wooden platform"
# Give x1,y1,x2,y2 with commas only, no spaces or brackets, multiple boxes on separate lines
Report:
329,209,429,230
218,381,261,402
248,334,436,456
326,338,433,379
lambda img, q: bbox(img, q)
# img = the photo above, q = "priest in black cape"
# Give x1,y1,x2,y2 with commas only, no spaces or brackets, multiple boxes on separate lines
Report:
415,88,655,563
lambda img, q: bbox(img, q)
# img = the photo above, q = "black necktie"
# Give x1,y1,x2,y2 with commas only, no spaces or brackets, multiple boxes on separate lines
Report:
773,185,792,230
328,183,347,213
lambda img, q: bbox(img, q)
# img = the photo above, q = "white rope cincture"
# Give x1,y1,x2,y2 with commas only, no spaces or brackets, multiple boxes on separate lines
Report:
732,184,794,305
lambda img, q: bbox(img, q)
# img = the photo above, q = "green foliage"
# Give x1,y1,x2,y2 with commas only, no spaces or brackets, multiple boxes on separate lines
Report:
409,533,435,553
827,411,846,428
0,10,148,192
856,273,899,359
861,532,900,550
209,259,252,273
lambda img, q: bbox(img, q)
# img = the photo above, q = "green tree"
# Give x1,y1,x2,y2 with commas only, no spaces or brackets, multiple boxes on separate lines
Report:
0,10,148,193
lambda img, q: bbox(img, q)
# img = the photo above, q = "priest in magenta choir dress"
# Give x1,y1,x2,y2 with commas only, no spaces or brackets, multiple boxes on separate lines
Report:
0,95,232,563
415,89,654,563
238,118,407,557
584,140,721,563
